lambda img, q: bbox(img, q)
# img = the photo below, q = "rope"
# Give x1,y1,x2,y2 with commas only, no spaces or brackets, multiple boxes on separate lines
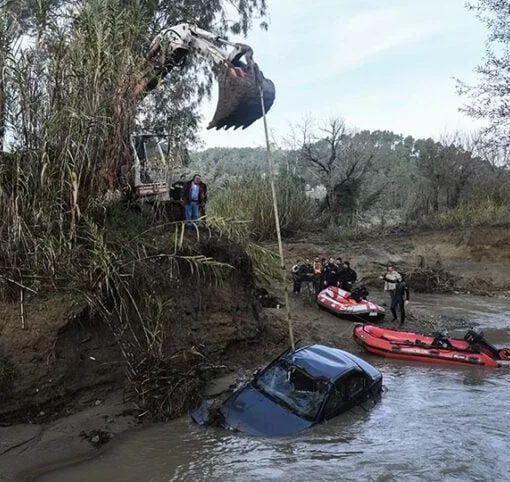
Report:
258,80,295,352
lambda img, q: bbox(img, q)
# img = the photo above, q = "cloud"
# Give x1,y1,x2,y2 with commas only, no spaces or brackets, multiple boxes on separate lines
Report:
282,5,457,88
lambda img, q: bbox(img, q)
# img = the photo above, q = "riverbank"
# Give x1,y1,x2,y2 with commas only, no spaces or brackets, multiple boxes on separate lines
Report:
1,224,510,480
0,291,487,481
281,223,510,294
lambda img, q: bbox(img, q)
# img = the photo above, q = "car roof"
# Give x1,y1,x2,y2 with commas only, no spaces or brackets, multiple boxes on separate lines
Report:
285,344,360,381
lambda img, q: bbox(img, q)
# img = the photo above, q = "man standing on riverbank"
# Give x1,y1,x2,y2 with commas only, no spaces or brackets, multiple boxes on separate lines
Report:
380,265,402,302
339,261,357,292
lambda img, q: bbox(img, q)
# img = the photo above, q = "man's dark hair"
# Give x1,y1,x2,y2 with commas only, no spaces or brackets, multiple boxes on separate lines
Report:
344,261,350,268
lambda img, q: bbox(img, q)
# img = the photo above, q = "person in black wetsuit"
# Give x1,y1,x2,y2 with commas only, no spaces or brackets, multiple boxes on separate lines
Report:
320,258,338,289
339,261,357,292
391,277,410,323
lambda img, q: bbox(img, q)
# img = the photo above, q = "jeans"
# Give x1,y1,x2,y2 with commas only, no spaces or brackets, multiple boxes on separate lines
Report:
185,202,200,226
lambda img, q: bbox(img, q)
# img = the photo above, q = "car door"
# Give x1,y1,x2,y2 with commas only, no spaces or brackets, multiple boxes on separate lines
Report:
321,371,368,420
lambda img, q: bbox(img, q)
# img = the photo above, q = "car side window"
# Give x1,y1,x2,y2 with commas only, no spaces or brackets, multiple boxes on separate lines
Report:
322,374,367,420
344,375,366,400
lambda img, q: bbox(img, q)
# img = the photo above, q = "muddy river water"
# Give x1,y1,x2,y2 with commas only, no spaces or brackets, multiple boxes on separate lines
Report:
39,293,510,481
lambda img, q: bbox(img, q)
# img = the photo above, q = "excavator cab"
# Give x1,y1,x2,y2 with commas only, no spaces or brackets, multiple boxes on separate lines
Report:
129,134,169,200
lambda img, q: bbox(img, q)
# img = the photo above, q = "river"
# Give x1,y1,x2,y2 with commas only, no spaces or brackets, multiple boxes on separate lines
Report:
38,293,510,482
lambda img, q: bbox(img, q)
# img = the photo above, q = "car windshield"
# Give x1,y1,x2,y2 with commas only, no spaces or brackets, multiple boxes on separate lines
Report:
254,360,331,420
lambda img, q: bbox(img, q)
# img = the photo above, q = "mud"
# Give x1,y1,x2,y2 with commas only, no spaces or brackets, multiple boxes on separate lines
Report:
0,394,136,482
0,296,124,425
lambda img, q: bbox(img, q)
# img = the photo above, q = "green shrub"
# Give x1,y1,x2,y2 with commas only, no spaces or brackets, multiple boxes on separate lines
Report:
431,199,507,229
208,173,316,240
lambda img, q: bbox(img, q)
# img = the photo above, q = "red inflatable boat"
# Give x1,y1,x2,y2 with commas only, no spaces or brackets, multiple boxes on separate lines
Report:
353,324,510,368
317,287,385,322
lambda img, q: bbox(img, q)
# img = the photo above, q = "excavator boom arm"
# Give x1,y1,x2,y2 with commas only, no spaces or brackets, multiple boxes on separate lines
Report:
135,23,275,130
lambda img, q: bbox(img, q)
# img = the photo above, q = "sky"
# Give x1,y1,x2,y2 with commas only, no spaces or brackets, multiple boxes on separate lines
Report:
197,0,488,149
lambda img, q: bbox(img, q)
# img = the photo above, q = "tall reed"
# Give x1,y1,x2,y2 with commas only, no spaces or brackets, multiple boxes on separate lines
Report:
209,173,316,240
1,0,146,274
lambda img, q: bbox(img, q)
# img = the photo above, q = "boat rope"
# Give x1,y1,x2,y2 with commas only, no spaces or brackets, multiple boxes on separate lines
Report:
258,77,295,352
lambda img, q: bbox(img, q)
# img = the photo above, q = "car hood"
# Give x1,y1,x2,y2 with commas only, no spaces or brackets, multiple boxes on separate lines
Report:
220,385,314,437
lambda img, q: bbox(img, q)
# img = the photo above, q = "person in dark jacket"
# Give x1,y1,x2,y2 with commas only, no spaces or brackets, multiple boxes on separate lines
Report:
320,258,338,289
339,261,357,292
391,277,410,324
170,174,186,201
292,260,314,295
182,174,207,227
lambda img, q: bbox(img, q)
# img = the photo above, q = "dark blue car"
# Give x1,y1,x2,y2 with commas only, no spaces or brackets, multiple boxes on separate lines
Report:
195,344,382,437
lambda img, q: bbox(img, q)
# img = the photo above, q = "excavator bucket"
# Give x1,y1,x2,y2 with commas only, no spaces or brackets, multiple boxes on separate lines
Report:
208,62,275,130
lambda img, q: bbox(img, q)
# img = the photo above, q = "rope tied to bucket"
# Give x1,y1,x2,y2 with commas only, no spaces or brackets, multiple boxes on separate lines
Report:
257,70,295,352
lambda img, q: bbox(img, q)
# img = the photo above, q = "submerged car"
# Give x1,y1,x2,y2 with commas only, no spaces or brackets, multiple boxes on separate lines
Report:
192,344,382,437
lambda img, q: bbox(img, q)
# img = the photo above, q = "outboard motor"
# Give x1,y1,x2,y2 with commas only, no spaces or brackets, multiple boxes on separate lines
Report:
350,286,369,302
464,328,485,345
464,328,500,358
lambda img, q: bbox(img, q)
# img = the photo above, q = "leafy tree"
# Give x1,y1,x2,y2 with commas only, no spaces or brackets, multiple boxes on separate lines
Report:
412,135,484,216
458,0,510,152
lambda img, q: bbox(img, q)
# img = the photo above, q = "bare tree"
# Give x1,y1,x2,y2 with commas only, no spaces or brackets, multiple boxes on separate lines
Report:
296,116,376,223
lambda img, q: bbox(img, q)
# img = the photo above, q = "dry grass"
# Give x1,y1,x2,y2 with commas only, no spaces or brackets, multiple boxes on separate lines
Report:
209,173,316,240
431,199,507,229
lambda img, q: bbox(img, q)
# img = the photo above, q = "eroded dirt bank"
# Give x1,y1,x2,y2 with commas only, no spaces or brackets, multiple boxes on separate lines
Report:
1,225,509,480
0,232,269,480
283,224,510,293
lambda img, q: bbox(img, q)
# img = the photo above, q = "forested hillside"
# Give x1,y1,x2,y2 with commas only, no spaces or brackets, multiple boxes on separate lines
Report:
191,126,510,230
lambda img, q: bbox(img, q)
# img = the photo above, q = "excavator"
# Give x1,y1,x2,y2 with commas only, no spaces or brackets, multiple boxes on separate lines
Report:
128,23,275,201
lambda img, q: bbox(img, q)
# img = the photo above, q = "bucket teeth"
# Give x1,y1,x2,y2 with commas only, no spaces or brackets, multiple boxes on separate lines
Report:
208,63,275,130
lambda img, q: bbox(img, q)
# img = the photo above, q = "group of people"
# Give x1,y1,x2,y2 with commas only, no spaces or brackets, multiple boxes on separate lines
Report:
170,174,208,227
291,257,358,296
291,259,411,325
